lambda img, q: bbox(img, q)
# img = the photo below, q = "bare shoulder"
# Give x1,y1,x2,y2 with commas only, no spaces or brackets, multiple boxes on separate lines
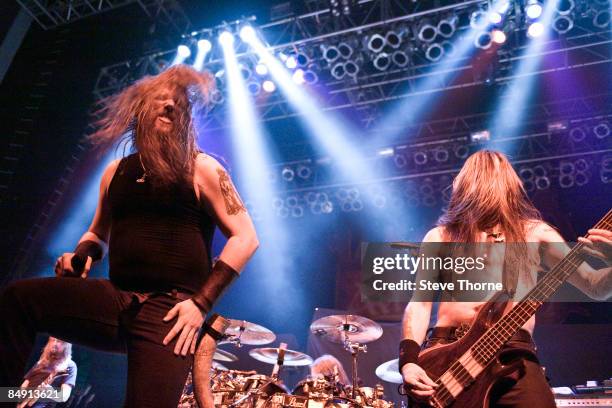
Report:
423,226,445,242
195,152,227,181
101,158,121,189
529,220,564,243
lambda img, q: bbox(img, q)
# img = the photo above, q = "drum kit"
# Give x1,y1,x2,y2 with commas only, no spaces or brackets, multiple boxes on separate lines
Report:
179,314,403,408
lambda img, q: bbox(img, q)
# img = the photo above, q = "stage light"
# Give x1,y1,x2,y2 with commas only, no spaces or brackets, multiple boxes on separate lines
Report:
474,32,493,49
433,148,449,163
246,81,261,96
281,166,295,181
367,33,386,53
303,70,319,84
337,42,353,59
323,46,340,63
594,122,610,139
285,55,298,69
470,129,491,142
553,15,573,34
262,80,276,93
293,52,308,67
292,69,305,84
197,39,212,53
492,29,507,44
385,31,401,48
177,45,191,58
344,60,359,77
488,11,503,24
569,127,586,142
526,0,543,19
219,31,234,46
414,151,428,165
193,39,212,70
547,120,568,133
437,18,457,38
470,10,489,29
425,43,444,61
373,53,391,70
331,63,346,79
418,23,438,43
255,63,268,76
527,22,545,38
210,89,224,105
392,51,409,67
296,164,312,179
593,10,611,28
239,25,256,42
555,0,574,15
377,147,394,157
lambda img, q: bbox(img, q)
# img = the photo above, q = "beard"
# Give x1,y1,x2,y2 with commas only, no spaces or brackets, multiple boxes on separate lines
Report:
134,107,195,188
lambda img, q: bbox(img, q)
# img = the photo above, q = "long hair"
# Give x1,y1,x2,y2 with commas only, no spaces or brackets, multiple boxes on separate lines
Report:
37,337,72,371
438,150,541,242
310,354,350,384
89,64,214,187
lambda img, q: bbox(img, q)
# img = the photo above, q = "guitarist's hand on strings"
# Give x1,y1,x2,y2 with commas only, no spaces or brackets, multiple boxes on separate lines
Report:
401,362,438,402
579,229,612,266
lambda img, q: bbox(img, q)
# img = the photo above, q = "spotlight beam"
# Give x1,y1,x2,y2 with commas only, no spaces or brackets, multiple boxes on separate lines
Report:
220,32,294,307
486,0,559,153
244,32,413,236
370,0,511,148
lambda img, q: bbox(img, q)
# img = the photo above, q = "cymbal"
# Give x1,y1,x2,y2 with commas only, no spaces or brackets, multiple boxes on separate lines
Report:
375,359,402,384
226,319,276,345
310,314,383,344
249,347,313,366
213,348,238,362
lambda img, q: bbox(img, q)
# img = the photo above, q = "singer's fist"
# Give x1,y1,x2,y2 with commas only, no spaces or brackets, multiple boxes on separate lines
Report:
55,253,92,278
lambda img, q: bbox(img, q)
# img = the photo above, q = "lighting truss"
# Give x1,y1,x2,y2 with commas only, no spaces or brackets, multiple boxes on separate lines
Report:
16,0,191,33
92,0,611,130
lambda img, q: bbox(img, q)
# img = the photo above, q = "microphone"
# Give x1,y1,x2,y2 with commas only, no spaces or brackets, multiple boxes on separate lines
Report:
70,254,87,276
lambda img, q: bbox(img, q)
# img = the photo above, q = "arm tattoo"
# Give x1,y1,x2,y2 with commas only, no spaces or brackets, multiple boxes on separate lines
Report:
217,168,246,215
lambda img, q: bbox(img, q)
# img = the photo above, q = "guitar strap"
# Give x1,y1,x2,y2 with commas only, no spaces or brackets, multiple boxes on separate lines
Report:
502,243,517,299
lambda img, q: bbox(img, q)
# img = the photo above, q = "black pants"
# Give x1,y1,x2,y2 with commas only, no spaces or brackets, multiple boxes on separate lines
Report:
0,277,193,408
424,327,556,408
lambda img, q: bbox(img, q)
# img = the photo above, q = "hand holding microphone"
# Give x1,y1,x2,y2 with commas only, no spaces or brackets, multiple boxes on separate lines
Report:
54,239,103,278
54,253,92,278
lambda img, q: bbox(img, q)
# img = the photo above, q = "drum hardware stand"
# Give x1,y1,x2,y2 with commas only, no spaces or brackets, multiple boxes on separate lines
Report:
194,313,231,408
344,339,367,399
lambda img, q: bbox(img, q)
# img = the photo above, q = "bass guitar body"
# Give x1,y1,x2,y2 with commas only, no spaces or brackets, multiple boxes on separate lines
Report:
410,293,525,408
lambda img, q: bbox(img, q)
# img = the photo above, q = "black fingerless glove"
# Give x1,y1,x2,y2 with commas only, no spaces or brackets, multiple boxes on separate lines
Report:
398,339,421,373
192,260,239,313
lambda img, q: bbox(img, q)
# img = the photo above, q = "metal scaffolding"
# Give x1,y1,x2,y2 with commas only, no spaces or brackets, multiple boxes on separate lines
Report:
16,0,191,32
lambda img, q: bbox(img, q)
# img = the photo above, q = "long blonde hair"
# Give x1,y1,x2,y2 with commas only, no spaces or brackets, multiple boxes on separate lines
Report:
89,65,214,188
438,150,541,242
310,354,349,384
37,337,72,371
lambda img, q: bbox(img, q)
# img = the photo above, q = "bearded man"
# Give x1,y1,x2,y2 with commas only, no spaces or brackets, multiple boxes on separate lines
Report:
0,65,259,407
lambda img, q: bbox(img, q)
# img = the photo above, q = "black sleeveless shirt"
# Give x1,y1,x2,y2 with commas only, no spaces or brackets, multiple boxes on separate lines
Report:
108,154,216,294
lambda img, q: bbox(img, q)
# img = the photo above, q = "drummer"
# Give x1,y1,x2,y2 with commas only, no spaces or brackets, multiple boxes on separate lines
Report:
310,354,350,384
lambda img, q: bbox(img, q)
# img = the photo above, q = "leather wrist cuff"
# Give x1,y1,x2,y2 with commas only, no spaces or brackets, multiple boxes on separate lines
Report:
192,260,239,313
398,339,421,373
74,240,103,262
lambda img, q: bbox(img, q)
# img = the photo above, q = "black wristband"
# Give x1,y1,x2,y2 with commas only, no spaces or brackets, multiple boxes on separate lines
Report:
398,339,421,373
74,240,104,262
192,260,239,313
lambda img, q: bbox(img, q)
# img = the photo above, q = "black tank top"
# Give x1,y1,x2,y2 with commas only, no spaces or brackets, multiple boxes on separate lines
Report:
108,154,215,293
